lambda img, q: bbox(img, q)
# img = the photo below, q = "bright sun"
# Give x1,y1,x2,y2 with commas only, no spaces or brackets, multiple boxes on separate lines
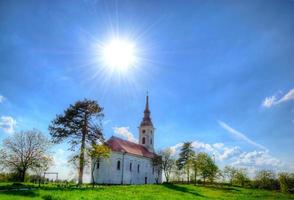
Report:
102,39,136,71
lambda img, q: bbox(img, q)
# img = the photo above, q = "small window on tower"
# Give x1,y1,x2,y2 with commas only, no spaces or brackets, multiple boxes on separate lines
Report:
142,130,146,133
142,137,145,144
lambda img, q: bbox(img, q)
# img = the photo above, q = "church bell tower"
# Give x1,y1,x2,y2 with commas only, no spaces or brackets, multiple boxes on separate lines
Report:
139,94,154,152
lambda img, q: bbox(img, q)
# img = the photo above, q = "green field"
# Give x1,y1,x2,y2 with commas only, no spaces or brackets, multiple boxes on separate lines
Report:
0,183,293,200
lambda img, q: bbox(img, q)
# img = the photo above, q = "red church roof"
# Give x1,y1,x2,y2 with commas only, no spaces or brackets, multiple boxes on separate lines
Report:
106,136,156,159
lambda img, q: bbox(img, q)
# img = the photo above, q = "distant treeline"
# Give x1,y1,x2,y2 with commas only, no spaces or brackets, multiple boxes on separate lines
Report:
154,142,294,193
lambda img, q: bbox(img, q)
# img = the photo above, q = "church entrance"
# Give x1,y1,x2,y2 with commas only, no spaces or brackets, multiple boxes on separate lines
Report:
144,177,147,184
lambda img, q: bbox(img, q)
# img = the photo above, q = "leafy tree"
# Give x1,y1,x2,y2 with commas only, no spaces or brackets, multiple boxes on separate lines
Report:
152,155,163,184
233,168,249,187
88,144,110,187
158,148,175,183
278,172,294,193
49,99,104,184
191,154,199,185
255,170,277,190
177,142,195,183
0,130,52,182
223,166,237,185
197,152,218,184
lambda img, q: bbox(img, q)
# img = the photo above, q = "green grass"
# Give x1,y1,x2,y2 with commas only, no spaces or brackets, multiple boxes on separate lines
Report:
0,183,293,200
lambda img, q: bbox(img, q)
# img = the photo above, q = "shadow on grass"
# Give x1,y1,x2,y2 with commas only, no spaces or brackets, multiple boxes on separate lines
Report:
163,183,205,197
2,190,39,197
199,185,240,192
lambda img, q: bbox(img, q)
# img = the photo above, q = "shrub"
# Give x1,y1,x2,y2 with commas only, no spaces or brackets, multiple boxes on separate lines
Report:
278,172,294,193
255,170,279,190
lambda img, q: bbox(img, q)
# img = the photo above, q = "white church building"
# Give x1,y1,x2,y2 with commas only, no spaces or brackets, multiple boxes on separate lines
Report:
92,95,162,184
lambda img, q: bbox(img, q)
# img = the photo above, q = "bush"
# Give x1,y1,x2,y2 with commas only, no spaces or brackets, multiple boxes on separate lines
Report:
255,170,279,190
278,172,294,193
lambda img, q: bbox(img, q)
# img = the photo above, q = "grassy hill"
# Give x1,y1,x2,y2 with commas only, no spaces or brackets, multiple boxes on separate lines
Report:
0,183,293,200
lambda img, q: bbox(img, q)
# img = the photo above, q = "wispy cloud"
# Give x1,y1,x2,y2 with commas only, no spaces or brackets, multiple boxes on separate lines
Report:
262,88,294,108
218,120,267,150
0,95,5,103
0,116,16,134
112,127,138,143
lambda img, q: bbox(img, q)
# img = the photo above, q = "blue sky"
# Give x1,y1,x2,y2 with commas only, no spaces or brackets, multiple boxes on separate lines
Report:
0,0,294,180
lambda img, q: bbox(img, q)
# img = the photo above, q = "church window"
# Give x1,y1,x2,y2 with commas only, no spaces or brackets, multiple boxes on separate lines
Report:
96,159,100,169
142,130,146,133
137,164,140,173
117,160,121,170
150,138,152,145
142,137,145,144
130,163,132,171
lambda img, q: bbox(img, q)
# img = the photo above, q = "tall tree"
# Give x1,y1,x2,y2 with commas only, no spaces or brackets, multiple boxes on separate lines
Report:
158,148,175,183
152,155,163,184
255,169,276,190
192,154,198,185
88,144,110,187
49,99,104,184
0,130,52,182
197,152,218,184
223,166,237,185
177,142,195,183
233,168,249,187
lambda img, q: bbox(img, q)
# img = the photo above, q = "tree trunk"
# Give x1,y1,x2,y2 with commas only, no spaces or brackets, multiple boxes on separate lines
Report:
20,169,26,182
194,169,197,186
92,162,96,188
187,168,190,183
78,132,86,185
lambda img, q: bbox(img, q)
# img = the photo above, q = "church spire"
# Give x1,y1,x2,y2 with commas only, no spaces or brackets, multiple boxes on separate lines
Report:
145,92,150,112
140,92,153,127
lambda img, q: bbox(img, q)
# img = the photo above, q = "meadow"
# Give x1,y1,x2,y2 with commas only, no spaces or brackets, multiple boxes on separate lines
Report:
0,183,293,200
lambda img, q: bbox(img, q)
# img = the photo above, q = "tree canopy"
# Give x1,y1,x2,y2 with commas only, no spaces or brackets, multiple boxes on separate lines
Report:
49,99,104,184
0,129,52,182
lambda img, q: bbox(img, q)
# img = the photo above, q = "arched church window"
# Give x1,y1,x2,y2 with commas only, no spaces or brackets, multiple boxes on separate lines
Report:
142,130,146,133
137,164,140,173
142,137,145,144
150,138,152,145
117,160,121,170
130,162,132,171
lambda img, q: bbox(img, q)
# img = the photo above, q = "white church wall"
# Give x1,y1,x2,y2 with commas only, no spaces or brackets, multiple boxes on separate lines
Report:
93,151,161,184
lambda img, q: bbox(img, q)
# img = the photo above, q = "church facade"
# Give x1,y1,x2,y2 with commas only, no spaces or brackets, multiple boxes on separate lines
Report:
92,95,162,184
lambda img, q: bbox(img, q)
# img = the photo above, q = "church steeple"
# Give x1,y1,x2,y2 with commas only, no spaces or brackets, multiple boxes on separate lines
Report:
139,93,154,152
140,93,153,127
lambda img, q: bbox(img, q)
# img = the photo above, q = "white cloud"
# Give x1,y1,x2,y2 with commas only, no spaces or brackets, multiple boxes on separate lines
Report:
168,140,283,173
213,143,224,149
169,142,183,155
232,150,282,168
262,96,276,108
113,127,138,143
218,120,267,150
219,146,240,160
0,116,16,134
262,88,294,108
192,140,214,152
0,95,5,103
48,148,75,181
